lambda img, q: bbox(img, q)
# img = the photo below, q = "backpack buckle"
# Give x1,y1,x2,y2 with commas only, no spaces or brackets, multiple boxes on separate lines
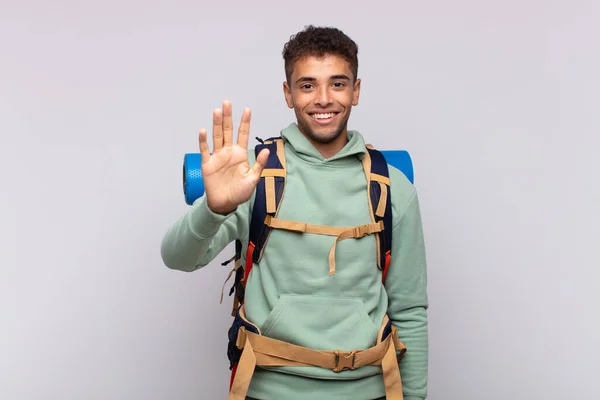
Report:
354,225,371,238
333,350,357,372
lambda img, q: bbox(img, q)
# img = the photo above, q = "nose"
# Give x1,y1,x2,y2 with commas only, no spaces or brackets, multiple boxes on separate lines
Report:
314,86,333,107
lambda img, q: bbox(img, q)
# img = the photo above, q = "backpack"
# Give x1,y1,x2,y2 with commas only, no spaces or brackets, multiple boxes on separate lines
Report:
183,135,412,399
220,136,394,317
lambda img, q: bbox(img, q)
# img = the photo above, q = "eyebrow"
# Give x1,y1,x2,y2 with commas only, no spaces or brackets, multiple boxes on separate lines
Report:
295,74,351,84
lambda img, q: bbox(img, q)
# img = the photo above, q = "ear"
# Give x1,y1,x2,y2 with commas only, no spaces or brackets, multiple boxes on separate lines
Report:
283,81,294,108
352,78,361,106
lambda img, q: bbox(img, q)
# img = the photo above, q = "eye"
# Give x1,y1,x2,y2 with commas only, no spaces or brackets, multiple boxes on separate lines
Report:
301,83,313,90
333,82,345,88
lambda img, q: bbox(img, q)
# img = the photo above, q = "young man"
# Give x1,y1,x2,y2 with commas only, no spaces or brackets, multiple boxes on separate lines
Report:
161,25,428,400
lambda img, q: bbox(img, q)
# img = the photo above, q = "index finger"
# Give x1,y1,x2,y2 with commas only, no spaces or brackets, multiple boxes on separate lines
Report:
237,108,251,149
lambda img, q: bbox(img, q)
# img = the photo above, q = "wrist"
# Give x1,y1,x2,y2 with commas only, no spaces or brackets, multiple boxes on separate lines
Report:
188,198,233,239
206,196,238,216
207,202,237,216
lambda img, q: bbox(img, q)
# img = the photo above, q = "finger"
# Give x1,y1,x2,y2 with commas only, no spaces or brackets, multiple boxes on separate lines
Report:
237,108,251,149
198,129,210,164
250,148,270,177
222,100,233,147
212,108,223,151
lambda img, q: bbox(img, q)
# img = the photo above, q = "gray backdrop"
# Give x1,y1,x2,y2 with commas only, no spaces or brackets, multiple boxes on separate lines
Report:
2,0,599,399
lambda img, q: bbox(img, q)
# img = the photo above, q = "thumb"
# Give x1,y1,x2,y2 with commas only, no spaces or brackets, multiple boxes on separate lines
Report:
250,148,270,177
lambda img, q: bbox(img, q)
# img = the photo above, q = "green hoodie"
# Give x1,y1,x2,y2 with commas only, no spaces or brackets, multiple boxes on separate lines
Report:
160,123,429,400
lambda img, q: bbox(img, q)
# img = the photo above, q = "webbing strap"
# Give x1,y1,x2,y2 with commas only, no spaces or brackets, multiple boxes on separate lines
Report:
237,326,403,369
260,168,286,177
364,147,393,278
265,176,276,213
228,325,405,400
361,150,382,269
381,336,405,399
276,139,286,169
371,173,391,186
229,335,257,400
263,215,384,275
220,257,242,304
375,182,387,217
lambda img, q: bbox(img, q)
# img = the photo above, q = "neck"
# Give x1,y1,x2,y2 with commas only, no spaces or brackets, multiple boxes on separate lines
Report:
311,135,349,159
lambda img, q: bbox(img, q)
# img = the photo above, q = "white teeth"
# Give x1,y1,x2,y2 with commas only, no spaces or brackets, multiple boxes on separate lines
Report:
312,113,336,119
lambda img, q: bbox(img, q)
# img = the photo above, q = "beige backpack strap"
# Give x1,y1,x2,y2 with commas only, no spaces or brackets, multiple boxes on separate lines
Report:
361,147,383,268
263,215,383,275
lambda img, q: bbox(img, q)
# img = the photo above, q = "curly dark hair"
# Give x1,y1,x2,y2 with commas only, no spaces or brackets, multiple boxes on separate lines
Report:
282,25,359,83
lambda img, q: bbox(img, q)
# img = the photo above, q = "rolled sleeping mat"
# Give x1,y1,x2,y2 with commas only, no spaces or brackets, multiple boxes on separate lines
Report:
182,150,414,205
380,150,414,185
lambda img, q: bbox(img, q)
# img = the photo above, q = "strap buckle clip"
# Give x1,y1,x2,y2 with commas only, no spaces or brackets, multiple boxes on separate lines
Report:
333,350,357,372
354,225,371,238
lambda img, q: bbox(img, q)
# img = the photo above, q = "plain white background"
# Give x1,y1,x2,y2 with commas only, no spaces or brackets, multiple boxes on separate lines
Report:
2,0,599,399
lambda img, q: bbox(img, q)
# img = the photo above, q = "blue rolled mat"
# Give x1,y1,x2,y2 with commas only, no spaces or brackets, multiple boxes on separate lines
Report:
182,150,413,205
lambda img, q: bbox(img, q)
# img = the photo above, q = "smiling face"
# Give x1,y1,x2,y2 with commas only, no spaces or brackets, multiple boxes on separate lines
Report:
283,53,361,156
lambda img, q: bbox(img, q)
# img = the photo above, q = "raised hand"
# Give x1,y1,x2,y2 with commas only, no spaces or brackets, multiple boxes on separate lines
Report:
199,101,270,215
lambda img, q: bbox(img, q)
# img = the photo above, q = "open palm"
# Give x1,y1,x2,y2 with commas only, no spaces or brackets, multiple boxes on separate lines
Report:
199,101,269,215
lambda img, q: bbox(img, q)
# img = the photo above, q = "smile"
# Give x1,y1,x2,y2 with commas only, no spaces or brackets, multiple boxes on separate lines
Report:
310,112,339,124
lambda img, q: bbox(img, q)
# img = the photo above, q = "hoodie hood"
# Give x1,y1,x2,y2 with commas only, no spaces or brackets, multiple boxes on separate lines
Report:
279,122,367,167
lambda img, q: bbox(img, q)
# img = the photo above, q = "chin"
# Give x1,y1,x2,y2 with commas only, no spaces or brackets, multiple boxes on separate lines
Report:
304,126,344,144
310,131,342,144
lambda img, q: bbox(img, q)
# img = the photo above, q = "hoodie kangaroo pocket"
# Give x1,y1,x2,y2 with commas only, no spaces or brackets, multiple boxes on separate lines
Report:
258,294,382,380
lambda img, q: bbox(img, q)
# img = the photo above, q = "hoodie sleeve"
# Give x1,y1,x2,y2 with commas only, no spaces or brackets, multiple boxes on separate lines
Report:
160,150,256,272
384,188,429,399
160,195,251,272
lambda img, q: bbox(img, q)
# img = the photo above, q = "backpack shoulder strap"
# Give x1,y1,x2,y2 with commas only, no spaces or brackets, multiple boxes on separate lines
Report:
247,137,287,265
364,145,393,283
223,137,287,315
